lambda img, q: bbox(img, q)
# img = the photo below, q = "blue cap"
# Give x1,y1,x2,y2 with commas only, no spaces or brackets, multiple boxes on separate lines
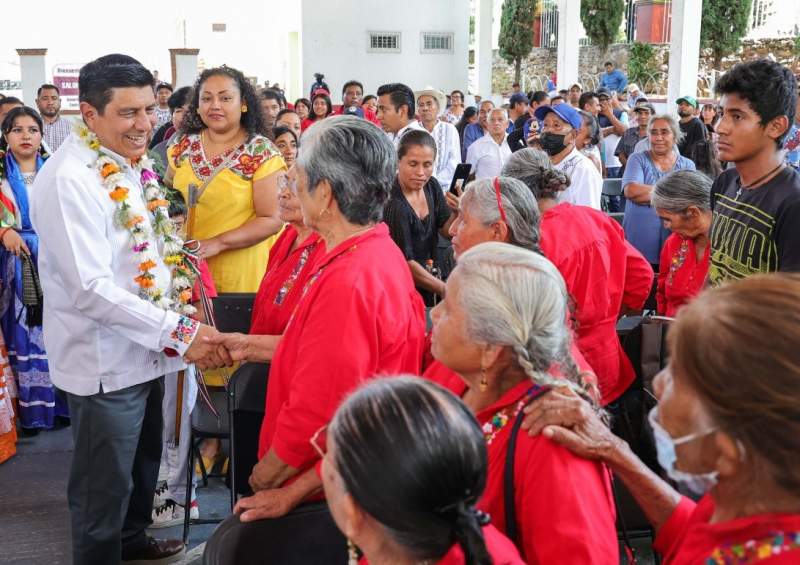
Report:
509,92,529,106
534,103,582,130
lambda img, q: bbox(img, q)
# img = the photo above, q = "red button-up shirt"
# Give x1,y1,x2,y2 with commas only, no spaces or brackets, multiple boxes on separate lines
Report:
258,224,426,471
540,203,654,404
655,495,800,564
426,369,619,565
249,225,325,336
656,233,710,317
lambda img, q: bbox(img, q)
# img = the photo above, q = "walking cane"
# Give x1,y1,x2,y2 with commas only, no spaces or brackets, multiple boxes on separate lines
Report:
174,183,199,446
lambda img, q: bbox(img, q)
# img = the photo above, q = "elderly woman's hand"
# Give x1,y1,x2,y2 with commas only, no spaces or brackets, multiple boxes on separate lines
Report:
234,488,296,522
521,387,624,462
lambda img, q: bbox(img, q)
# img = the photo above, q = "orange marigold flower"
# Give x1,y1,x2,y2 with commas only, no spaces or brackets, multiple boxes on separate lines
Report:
147,199,169,211
126,215,145,228
180,290,193,303
109,187,129,202
101,162,120,177
135,275,156,288
139,259,157,272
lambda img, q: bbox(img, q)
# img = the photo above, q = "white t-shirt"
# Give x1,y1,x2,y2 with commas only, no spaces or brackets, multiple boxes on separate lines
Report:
466,134,512,179
602,112,628,169
553,148,603,209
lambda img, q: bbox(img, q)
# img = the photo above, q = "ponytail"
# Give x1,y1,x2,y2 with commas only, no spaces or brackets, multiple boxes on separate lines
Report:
451,505,492,565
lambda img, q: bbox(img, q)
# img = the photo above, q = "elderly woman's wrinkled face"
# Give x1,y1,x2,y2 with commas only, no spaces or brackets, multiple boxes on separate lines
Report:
653,363,720,476
649,119,676,156
449,202,501,259
277,167,304,225
430,272,484,376
655,206,711,240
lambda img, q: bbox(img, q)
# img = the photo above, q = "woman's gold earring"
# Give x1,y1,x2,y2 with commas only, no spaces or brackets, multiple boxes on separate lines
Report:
479,367,488,392
241,105,248,113
348,540,359,565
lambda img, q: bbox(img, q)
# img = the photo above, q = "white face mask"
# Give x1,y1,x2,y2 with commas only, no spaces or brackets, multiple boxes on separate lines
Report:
648,407,719,496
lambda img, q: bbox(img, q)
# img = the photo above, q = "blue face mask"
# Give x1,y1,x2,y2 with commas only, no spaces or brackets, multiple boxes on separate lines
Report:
648,407,719,496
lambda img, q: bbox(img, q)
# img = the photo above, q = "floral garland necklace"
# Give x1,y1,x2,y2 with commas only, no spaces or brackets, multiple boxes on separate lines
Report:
481,385,545,445
76,123,196,316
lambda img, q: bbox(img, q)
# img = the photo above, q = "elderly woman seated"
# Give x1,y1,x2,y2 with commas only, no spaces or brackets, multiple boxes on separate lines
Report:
523,273,800,564
321,377,526,565
426,242,619,564
651,170,712,317
206,116,426,520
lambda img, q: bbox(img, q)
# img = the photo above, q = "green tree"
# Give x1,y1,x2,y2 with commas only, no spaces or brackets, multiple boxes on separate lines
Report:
628,42,658,88
498,0,537,85
580,0,625,54
701,0,754,69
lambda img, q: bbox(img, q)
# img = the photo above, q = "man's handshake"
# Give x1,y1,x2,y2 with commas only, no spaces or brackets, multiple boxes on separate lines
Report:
182,325,278,370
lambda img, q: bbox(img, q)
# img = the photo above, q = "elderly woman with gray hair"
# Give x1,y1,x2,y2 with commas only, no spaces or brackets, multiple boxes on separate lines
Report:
652,170,713,317
205,116,426,528
621,113,696,267
426,242,618,564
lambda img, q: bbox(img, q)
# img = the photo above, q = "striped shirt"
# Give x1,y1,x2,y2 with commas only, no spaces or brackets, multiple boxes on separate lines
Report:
42,116,72,153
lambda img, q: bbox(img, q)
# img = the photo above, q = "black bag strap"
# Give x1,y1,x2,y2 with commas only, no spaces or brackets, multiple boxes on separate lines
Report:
503,385,549,546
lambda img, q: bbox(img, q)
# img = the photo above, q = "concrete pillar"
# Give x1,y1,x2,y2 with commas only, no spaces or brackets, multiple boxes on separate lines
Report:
556,0,581,91
16,48,48,105
169,48,200,88
475,0,493,96
666,0,702,106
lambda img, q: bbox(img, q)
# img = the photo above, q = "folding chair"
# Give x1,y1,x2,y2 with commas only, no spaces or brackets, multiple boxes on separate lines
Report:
602,178,623,212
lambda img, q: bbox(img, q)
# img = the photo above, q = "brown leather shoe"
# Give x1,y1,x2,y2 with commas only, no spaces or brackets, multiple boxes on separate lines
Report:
121,537,185,564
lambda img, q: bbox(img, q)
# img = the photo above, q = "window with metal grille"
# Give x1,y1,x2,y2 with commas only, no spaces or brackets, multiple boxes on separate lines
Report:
368,32,401,53
421,32,454,53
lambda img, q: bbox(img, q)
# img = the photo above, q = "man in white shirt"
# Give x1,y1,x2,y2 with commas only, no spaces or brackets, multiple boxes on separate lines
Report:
30,54,224,565
376,82,424,148
415,87,461,189
534,102,602,209
466,108,512,179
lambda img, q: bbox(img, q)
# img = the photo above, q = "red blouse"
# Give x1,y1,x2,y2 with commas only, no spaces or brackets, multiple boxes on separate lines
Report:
426,369,619,565
656,233,710,318
359,524,525,565
540,203,654,405
258,224,426,469
655,495,800,564
249,226,324,336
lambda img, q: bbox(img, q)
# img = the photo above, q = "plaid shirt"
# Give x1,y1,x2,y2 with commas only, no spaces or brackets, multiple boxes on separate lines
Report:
43,116,72,153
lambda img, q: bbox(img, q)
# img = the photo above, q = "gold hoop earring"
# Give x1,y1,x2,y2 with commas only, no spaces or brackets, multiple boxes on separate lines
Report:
241,105,248,113
479,366,488,392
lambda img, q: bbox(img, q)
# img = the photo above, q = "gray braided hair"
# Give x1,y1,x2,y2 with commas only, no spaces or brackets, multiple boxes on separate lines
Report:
454,242,586,394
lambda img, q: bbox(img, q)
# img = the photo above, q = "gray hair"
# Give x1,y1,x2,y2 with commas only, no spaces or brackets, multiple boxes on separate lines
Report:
651,169,712,213
460,177,541,253
502,148,571,201
297,115,396,225
489,108,508,120
648,113,685,146
454,243,584,393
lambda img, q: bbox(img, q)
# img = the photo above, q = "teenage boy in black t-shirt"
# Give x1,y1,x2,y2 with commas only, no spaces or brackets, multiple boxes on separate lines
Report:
709,59,800,285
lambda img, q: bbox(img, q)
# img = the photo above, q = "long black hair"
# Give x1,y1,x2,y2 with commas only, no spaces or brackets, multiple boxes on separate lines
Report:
310,93,333,121
0,106,45,154
456,106,478,143
330,377,492,565
181,65,267,138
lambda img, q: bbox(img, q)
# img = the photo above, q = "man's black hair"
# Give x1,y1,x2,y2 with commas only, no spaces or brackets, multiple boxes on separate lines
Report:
604,61,614,67
167,189,187,218
342,80,364,95
78,54,154,114
156,82,174,93
276,108,298,121
376,83,415,119
578,92,598,110
0,96,23,108
716,59,797,146
37,84,60,97
551,95,564,104
167,86,192,112
261,88,285,107
531,90,550,104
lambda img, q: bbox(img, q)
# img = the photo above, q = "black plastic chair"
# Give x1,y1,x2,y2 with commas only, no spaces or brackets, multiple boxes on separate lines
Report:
228,362,270,499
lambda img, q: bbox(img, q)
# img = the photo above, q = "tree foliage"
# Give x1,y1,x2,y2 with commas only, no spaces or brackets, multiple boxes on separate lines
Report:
498,0,537,85
580,0,625,54
628,42,658,88
701,0,754,69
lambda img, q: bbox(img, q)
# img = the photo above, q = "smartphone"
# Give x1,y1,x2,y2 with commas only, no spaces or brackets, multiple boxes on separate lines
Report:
449,163,472,195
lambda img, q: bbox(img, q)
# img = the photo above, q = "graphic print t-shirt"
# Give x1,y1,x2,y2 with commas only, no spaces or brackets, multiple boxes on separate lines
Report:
709,166,800,285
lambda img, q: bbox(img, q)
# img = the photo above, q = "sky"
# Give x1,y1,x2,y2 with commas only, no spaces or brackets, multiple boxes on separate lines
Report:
1,0,300,91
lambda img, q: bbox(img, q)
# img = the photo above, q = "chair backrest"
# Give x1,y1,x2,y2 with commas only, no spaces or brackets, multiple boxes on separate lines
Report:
230,362,270,496
609,212,625,225
602,178,623,197
214,293,256,335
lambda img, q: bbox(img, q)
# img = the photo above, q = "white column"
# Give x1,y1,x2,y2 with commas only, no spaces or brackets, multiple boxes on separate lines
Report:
16,48,47,105
556,0,581,91
475,0,493,96
169,48,200,88
666,0,702,106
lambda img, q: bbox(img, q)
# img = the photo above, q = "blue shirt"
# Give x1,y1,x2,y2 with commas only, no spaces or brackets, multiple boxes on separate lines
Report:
622,151,696,264
462,123,486,162
600,69,628,93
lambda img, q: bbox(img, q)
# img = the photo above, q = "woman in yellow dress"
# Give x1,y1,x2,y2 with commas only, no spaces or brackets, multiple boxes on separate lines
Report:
167,66,286,294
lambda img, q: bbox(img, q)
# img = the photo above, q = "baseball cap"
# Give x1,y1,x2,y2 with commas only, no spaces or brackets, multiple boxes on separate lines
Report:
627,83,640,93
534,103,582,130
596,87,611,99
569,82,583,90
633,101,656,114
676,95,698,108
509,92,529,106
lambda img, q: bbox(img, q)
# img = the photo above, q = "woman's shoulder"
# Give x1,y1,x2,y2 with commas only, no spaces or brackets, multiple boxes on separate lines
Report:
676,155,697,170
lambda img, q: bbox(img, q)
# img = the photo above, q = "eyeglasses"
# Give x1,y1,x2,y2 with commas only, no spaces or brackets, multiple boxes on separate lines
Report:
493,177,508,223
278,174,297,194
310,425,328,459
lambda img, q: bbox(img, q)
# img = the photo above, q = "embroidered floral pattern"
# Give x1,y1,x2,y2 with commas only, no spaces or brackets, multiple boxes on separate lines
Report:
706,531,800,564
274,244,317,306
171,133,281,183
170,316,200,346
666,238,690,286
482,385,545,445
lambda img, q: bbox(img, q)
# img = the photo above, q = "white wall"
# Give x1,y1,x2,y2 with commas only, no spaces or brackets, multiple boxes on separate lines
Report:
300,0,470,100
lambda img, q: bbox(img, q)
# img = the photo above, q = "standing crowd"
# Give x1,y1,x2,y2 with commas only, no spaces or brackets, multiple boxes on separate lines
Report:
0,52,799,565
